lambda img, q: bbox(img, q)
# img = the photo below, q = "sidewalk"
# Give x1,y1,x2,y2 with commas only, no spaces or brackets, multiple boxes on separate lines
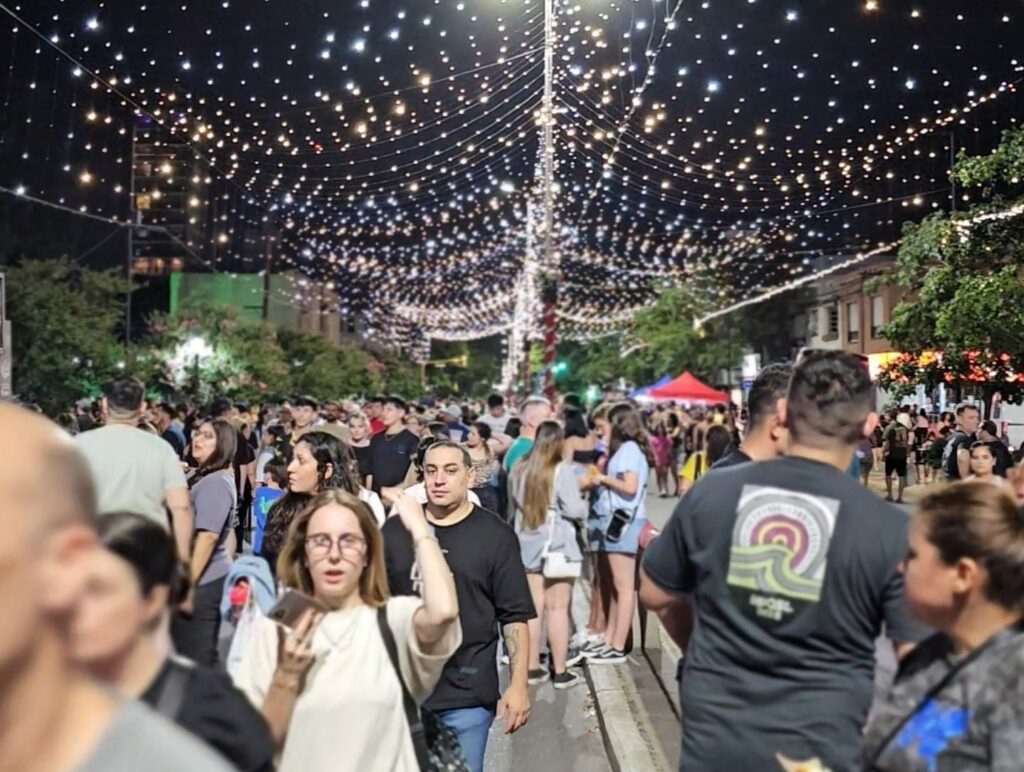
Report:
863,464,944,506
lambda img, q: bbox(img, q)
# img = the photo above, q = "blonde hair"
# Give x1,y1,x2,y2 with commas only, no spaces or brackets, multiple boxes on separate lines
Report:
513,420,564,531
276,489,389,608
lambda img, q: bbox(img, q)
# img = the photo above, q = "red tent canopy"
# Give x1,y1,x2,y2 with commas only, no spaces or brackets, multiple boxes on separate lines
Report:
647,371,729,403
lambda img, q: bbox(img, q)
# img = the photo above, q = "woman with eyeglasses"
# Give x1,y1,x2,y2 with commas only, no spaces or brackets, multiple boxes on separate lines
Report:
862,482,1024,770
71,513,275,772
172,417,238,666
234,490,461,772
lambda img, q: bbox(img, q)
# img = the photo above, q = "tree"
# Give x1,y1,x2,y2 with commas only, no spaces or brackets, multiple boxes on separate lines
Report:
6,258,130,415
277,329,381,397
556,287,740,393
879,126,1024,401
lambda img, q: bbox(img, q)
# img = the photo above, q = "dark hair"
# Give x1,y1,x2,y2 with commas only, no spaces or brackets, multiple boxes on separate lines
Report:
916,482,1024,612
563,394,583,410
487,393,505,409
155,402,177,419
607,402,656,467
746,363,792,430
706,425,732,466
505,417,522,439
382,395,407,411
424,440,472,470
981,420,999,437
956,403,980,418
190,418,237,488
426,421,451,439
411,435,442,481
472,422,493,442
209,397,233,418
102,377,144,415
938,426,951,437
563,407,590,440
263,461,288,488
786,351,875,449
293,395,319,410
296,431,361,495
919,408,928,418
97,512,190,606
969,441,994,455
368,395,385,405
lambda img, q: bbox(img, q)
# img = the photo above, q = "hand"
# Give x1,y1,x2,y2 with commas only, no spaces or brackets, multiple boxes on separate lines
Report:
394,494,430,541
277,609,322,678
496,684,530,734
380,485,404,506
177,589,195,618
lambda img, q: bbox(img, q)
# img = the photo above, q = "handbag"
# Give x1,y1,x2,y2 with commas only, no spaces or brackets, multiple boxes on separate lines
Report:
541,463,582,579
376,606,470,772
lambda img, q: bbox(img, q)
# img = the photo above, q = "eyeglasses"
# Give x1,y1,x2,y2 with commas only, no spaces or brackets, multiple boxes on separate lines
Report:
305,532,366,557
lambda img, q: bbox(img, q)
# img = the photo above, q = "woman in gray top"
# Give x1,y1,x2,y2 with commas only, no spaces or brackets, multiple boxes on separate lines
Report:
172,417,237,666
510,420,589,689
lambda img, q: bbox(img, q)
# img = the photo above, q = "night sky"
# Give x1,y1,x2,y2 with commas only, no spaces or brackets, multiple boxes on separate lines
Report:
0,1,1021,341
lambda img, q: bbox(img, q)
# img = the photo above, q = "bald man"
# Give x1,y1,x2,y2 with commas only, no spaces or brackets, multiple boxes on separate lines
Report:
0,404,231,772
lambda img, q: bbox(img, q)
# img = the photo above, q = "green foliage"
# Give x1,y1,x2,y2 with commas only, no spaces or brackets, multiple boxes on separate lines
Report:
557,287,739,392
277,329,381,398
6,258,130,414
879,126,1024,400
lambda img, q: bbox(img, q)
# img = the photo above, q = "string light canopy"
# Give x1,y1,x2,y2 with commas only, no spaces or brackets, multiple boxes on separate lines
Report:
0,1,1021,346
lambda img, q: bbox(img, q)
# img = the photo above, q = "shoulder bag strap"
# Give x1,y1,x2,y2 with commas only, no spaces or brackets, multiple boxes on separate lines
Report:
865,620,1024,770
376,606,430,770
153,657,193,721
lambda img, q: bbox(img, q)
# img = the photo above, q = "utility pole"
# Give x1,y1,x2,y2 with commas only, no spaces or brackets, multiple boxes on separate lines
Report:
261,233,273,322
540,0,559,400
126,128,136,347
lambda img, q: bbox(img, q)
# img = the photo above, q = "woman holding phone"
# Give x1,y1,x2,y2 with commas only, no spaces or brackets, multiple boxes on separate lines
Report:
173,417,237,666
234,490,461,772
583,403,653,664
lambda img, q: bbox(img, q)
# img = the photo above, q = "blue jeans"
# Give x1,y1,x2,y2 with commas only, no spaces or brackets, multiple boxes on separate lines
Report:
436,706,495,772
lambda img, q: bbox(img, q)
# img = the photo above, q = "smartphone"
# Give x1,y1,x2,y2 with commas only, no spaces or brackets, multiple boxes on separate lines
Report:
605,508,635,543
266,589,328,629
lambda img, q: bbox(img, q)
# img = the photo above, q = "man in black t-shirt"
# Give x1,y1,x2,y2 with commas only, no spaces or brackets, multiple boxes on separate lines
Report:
367,395,420,506
640,351,927,772
712,363,791,470
382,442,535,772
943,403,980,481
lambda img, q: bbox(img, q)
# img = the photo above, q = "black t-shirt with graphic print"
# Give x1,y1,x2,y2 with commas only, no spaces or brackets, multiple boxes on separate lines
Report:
642,456,928,772
382,506,535,712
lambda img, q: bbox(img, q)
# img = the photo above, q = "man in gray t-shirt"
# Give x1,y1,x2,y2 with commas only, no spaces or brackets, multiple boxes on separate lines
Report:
74,377,192,561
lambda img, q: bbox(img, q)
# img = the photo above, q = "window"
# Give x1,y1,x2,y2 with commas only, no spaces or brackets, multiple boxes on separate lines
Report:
827,303,839,336
847,301,860,343
871,295,885,338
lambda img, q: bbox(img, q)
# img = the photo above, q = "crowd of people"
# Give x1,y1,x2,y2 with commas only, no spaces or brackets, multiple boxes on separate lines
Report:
6,350,1024,771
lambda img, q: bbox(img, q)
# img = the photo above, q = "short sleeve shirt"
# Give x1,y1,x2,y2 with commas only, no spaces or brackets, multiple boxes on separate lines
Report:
190,471,236,585
368,430,420,493
75,425,188,526
234,597,461,772
641,456,928,772
593,441,649,519
863,628,1024,771
382,507,536,711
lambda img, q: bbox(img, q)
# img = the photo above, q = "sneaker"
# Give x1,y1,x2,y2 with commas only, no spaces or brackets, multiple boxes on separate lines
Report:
587,646,627,665
552,671,581,690
565,648,585,668
570,630,603,650
528,668,549,684
578,639,607,658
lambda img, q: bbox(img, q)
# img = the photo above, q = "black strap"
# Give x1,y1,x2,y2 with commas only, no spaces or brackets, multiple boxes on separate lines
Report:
865,619,1024,769
153,657,193,721
376,606,430,771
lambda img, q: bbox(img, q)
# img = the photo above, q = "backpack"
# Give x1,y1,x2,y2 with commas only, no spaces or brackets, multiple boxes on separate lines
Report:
942,431,967,479
888,425,909,461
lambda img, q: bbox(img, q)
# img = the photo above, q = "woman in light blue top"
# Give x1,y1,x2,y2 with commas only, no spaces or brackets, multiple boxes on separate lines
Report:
584,403,654,664
511,421,589,689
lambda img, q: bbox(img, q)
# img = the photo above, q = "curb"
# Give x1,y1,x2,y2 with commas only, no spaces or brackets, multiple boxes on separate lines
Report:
586,660,673,772
574,578,673,772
